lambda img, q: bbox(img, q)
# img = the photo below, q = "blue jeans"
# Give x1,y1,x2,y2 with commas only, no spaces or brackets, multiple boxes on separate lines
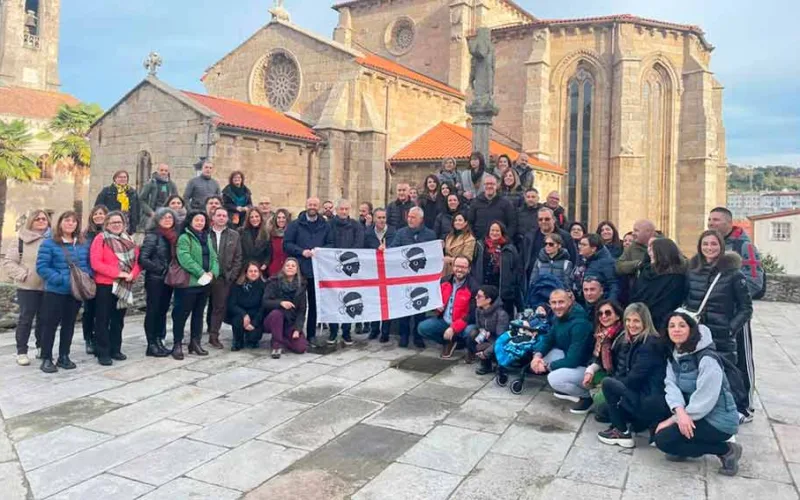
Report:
398,313,425,344
416,318,450,345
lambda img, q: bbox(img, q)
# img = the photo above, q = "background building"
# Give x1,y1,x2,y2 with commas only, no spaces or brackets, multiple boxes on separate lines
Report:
728,191,800,219
750,209,799,275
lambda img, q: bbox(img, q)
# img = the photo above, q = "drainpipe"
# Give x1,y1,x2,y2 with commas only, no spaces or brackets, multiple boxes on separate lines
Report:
606,23,617,220
383,80,392,206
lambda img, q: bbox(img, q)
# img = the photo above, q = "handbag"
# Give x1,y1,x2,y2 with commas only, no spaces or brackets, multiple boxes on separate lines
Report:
59,245,96,301
165,259,190,288
677,273,722,324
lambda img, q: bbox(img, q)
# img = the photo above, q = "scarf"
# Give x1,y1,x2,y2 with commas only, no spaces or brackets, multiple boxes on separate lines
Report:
189,228,211,271
103,231,137,308
279,276,299,301
484,235,506,273
470,165,485,184
272,225,286,238
228,184,248,207
592,323,623,372
157,227,178,257
114,184,130,212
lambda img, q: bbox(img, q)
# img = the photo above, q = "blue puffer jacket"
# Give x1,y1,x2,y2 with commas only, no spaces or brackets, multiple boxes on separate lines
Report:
577,246,619,300
283,212,333,279
36,238,92,295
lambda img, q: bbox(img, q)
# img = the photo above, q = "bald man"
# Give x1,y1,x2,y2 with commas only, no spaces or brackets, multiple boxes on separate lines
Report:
139,163,178,229
616,219,656,276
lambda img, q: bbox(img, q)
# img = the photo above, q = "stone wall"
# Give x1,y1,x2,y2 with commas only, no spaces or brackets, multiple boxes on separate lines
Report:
761,274,800,304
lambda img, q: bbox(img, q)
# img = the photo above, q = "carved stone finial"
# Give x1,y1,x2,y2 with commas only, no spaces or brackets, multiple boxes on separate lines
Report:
143,52,162,77
270,0,291,22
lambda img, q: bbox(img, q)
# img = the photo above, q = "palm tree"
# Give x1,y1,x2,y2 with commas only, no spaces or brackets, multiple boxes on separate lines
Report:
46,103,103,219
0,119,40,250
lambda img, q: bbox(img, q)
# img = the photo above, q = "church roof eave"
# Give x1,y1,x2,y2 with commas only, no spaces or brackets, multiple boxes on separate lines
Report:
332,0,536,22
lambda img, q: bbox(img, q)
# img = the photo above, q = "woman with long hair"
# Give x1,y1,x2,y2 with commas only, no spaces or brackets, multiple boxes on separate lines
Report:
94,170,140,234
459,151,491,201
222,170,253,228
263,258,308,358
495,154,513,178
473,221,520,318
172,210,219,359
655,311,742,475
35,211,91,373
166,195,187,225
268,209,292,277
80,205,108,355
139,207,179,357
580,299,624,418
228,261,267,350
499,168,524,208
418,174,443,229
596,220,623,259
90,211,142,366
3,209,51,366
630,237,687,329
595,303,669,447
240,207,272,278
443,213,477,276
433,193,463,240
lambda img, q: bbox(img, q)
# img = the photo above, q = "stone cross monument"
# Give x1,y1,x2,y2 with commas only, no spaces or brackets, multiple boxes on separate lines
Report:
466,27,499,161
143,52,162,77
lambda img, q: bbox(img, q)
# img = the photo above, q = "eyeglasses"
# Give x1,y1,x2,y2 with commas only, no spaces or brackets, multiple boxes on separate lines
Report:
544,242,557,247
598,310,615,317
108,221,124,225
33,217,48,222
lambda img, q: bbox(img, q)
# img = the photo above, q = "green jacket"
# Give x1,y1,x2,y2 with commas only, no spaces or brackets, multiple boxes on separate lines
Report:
539,303,593,371
615,241,647,276
177,229,219,287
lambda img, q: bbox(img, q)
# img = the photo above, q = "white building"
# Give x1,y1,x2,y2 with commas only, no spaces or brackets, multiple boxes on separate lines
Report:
749,209,800,275
729,191,800,219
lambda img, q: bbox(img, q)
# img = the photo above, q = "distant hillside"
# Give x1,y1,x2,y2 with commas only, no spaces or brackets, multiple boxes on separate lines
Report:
728,165,800,191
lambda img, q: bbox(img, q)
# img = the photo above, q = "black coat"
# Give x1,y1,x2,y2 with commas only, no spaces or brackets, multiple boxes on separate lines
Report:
609,335,669,423
473,241,521,309
684,252,753,354
284,212,334,278
418,194,445,229
139,231,172,281
263,277,307,333
221,184,253,227
329,217,365,249
227,279,266,325
523,228,578,277
389,225,437,248
386,199,414,229
240,227,272,271
433,210,460,240
468,194,518,241
516,204,541,247
95,185,140,234
365,225,397,249
630,258,688,329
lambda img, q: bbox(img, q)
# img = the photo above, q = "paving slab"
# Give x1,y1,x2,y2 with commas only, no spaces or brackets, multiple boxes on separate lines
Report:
4,397,121,442
398,424,497,475
170,397,252,426
428,363,492,390
183,351,259,374
94,368,208,405
248,352,321,372
444,396,524,434
46,473,154,500
226,379,294,405
351,462,462,500
101,359,186,382
280,376,359,405
389,354,455,374
408,381,476,404
327,357,390,382
365,395,456,435
138,477,241,500
622,464,705,500
523,477,621,500
706,473,799,500
0,462,29,500
110,438,227,485
491,423,575,462
0,418,15,463
344,368,429,403
312,347,370,367
774,423,800,463
267,362,337,386
260,396,382,451
0,375,124,418
557,445,632,489
516,389,587,433
186,439,307,491
244,469,353,500
713,431,793,483
15,425,112,471
194,366,272,393
451,452,560,500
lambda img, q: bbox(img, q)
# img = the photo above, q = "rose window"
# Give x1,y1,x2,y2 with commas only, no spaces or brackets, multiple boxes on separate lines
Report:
265,52,300,112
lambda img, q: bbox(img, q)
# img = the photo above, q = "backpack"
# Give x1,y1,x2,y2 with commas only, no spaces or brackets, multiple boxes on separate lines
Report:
678,348,749,416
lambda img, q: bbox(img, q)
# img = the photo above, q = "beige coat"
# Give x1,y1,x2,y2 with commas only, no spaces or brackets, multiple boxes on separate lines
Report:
443,232,477,276
2,228,48,291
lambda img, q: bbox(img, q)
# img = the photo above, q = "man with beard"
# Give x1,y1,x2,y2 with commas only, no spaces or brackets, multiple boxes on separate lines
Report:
516,187,542,247
322,200,335,221
386,183,414,229
544,191,567,229
184,161,221,211
139,163,177,229
514,153,535,191
523,207,577,278
327,199,365,346
468,175,518,240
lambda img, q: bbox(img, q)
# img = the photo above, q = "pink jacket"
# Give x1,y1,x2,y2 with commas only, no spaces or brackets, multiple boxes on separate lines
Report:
90,233,142,286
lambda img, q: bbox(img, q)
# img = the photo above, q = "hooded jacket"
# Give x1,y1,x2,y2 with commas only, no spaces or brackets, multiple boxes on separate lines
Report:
2,227,49,290
536,303,593,371
529,247,574,292
176,229,220,287
283,212,334,278
577,246,619,301
684,252,753,354
474,299,510,337
468,193,518,240
725,226,765,297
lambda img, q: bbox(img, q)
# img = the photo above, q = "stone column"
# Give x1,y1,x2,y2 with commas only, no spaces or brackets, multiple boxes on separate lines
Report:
522,29,551,160
467,103,498,160
466,27,499,161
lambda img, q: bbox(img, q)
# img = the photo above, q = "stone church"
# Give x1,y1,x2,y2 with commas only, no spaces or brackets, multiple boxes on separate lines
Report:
90,0,726,247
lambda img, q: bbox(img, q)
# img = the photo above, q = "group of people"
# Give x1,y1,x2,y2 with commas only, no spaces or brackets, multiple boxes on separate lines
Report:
4,152,764,476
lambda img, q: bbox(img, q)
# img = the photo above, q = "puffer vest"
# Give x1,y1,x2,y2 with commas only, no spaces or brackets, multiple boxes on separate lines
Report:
669,350,738,435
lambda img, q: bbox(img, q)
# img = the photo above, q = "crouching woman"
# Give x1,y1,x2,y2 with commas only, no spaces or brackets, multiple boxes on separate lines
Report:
227,261,266,350
263,258,308,358
654,311,742,476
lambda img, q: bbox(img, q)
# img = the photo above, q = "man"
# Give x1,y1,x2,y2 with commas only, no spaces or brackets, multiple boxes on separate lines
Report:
358,202,373,227
205,196,223,219
139,163,178,229
417,256,477,358
284,197,334,344
389,207,437,348
514,153,535,191
258,198,273,222
327,199,365,346
523,207,577,277
544,191,567,229
709,206,763,416
465,284,510,374
530,289,594,414
322,200,335,221
516,188,542,246
468,175,518,240
581,276,605,319
365,208,396,342
615,219,656,276
206,208,243,349
184,161,222,211
386,183,414,229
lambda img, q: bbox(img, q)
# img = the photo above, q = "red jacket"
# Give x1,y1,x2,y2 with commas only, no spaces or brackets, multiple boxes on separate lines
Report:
90,233,142,285
437,276,476,334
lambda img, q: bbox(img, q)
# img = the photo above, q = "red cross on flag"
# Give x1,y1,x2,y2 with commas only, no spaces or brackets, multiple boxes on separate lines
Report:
311,241,444,323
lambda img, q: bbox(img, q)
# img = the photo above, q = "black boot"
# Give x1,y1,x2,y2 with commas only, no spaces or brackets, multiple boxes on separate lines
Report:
475,358,493,375
399,333,409,348
56,355,76,370
172,343,184,360
111,352,127,361
85,339,95,356
188,339,208,356
146,343,169,358
40,358,58,373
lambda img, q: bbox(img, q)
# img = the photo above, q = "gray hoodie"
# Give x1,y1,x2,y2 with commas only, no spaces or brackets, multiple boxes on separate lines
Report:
184,174,221,211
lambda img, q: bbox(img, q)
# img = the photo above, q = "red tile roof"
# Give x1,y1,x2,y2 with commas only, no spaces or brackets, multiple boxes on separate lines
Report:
181,91,320,143
748,209,800,222
356,54,464,98
0,86,80,120
390,121,564,174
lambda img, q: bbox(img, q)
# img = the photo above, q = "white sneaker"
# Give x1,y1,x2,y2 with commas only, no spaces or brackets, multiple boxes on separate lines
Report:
552,391,580,403
738,412,753,424
16,354,30,366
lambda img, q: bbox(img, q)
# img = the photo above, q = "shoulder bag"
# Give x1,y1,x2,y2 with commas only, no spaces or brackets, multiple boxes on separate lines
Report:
60,244,96,301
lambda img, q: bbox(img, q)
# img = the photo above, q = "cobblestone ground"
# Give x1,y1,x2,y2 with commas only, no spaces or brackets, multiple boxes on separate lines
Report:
0,302,799,499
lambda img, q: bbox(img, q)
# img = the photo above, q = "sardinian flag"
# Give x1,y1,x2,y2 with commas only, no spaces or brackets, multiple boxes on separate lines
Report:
312,241,444,323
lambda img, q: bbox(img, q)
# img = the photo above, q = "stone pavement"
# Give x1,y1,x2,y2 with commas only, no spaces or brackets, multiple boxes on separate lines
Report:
0,301,799,499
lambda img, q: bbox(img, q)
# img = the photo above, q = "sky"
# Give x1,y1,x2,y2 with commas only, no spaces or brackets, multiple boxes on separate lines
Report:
58,0,800,167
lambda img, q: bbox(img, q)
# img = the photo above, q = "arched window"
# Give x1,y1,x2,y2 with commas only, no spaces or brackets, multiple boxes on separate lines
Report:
642,64,672,229
36,153,52,180
135,151,152,191
264,51,300,112
566,66,593,223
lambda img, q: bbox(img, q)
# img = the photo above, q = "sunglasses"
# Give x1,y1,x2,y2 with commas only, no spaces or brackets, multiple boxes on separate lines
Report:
597,309,615,317
545,242,557,247
33,217,48,222
538,218,552,222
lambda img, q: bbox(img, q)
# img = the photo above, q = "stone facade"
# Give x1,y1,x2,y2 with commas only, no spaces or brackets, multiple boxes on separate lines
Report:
0,0,61,90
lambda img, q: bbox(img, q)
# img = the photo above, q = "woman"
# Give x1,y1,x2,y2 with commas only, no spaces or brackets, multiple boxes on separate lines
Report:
90,211,142,366
495,154,513,178
459,151,492,201
222,170,253,228
433,193,463,240
438,157,461,193
569,222,587,249
409,186,419,205
574,233,619,302
594,303,670,447
439,182,453,201
263,258,308,358
622,232,634,249
654,311,742,475
35,211,91,373
580,299,624,417
268,209,291,276
499,168,524,208
418,174,443,229
172,210,219,359
139,208,178,357
228,261,267,350
240,207,272,278
630,237,687,329
528,232,574,295
3,210,51,366
597,220,623,259
94,170,140,234
684,230,752,380
81,205,108,355
443,214,477,276
166,195,187,225
474,221,520,318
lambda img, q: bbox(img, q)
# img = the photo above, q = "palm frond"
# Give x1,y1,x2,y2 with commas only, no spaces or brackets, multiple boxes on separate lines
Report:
0,119,39,181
